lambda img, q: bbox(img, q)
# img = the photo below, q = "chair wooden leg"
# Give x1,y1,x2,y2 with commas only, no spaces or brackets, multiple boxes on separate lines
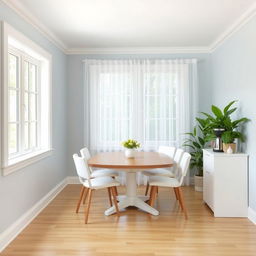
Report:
107,187,113,206
76,186,85,213
177,187,188,220
148,186,153,205
145,182,149,196
111,176,118,197
84,189,93,224
173,187,179,201
175,187,183,211
111,187,120,216
83,188,89,204
114,186,118,196
149,186,157,207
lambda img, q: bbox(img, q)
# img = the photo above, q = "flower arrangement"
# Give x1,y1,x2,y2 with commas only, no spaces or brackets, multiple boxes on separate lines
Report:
122,139,140,149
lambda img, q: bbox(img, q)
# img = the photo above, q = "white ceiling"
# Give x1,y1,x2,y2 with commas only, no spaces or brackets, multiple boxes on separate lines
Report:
3,0,256,53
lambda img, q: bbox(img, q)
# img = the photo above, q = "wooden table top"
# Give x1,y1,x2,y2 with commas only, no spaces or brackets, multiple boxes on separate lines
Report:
88,151,173,169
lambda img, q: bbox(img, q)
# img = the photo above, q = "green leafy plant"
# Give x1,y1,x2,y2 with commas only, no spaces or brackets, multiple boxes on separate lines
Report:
122,139,140,149
200,100,249,143
221,131,243,144
184,100,249,176
183,125,207,177
195,117,216,143
201,100,237,130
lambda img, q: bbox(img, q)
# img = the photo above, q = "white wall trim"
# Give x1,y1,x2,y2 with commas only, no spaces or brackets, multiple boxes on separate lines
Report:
3,149,53,176
1,21,53,176
66,176,80,184
210,2,256,52
248,207,256,225
65,47,210,55
0,177,68,253
1,0,67,52
190,176,195,185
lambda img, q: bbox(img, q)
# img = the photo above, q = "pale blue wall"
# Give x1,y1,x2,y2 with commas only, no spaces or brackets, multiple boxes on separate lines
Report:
211,16,256,211
67,53,212,175
0,1,68,232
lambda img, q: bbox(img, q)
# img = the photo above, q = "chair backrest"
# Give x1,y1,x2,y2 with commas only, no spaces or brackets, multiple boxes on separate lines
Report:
174,148,184,164
180,152,191,177
80,147,93,173
80,147,91,159
177,152,191,185
158,146,176,158
73,154,91,186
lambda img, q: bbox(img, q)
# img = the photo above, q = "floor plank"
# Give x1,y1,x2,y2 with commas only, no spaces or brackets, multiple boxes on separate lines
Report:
2,185,256,256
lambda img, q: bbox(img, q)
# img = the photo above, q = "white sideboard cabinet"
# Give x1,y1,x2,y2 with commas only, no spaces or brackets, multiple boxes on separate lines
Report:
203,149,248,217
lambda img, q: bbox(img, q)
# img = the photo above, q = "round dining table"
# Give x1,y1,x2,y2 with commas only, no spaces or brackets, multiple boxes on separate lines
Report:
88,151,173,216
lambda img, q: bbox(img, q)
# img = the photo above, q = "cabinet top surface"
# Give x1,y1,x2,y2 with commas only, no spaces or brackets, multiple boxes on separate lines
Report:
203,148,248,157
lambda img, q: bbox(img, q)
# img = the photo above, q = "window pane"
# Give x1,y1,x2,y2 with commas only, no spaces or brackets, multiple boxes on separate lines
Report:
24,92,29,121
98,73,132,144
29,64,37,92
166,95,177,118
169,119,177,141
8,54,18,88
24,61,29,91
24,122,29,150
145,120,157,141
8,89,18,122
146,96,160,118
29,93,37,121
145,74,157,95
8,123,18,154
30,122,37,148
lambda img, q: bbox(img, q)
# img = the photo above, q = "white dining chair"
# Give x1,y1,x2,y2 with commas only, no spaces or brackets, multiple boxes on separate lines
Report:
148,152,191,219
143,147,184,196
80,147,119,178
73,154,120,223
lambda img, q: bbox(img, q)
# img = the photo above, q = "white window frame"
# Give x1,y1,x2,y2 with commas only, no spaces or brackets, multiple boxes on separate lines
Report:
1,22,53,176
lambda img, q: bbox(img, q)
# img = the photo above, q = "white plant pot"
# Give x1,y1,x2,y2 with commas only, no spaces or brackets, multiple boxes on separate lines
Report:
125,149,136,158
194,175,203,192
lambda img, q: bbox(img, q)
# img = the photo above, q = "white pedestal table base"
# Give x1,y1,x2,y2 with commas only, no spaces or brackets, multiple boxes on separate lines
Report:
104,171,159,216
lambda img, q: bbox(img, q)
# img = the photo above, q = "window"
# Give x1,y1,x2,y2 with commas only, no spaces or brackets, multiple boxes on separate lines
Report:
143,71,178,146
2,23,52,175
8,48,40,158
85,59,197,153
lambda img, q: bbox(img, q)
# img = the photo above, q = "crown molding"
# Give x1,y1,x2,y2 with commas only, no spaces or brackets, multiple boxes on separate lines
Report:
1,0,67,52
65,46,211,55
210,2,256,52
2,0,256,55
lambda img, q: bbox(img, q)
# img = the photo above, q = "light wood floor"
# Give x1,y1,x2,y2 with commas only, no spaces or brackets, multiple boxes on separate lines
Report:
2,185,256,256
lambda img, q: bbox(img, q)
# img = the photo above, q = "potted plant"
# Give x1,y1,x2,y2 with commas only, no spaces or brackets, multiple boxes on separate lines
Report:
221,131,244,153
183,124,208,192
201,101,249,153
122,139,140,158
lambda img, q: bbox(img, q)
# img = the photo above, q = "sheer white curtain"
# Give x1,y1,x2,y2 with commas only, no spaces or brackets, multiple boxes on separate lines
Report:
84,59,198,184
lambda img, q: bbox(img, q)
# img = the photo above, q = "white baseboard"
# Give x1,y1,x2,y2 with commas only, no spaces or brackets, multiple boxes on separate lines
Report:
0,177,68,253
248,207,256,224
66,176,80,184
